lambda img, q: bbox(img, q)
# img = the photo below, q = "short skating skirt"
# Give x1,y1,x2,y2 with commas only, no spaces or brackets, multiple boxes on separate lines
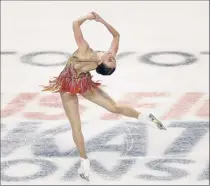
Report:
42,64,101,94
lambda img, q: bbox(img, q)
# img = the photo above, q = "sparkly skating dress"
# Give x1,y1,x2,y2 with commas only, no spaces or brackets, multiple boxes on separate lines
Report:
42,50,101,94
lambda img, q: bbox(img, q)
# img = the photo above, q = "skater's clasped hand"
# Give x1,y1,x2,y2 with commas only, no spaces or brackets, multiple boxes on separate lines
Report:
86,12,96,20
85,12,105,24
89,12,104,23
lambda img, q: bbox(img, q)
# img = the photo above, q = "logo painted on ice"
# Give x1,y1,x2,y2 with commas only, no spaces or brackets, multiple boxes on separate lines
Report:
1,92,209,120
2,50,209,67
1,121,209,182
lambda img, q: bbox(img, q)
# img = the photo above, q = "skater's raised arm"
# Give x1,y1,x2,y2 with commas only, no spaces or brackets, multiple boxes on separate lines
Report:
72,13,95,52
92,12,120,57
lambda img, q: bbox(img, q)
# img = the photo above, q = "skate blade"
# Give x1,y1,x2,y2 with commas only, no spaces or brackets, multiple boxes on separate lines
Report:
149,114,167,130
79,173,90,181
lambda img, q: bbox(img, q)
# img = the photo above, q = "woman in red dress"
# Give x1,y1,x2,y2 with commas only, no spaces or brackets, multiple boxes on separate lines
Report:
42,12,166,181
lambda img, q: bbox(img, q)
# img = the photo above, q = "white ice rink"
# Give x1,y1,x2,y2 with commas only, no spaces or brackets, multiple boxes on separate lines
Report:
1,1,209,185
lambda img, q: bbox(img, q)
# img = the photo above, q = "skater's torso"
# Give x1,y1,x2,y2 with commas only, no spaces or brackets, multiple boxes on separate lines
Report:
66,48,101,76
42,48,101,93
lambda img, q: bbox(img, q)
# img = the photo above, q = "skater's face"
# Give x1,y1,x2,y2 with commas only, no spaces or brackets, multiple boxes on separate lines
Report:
100,52,116,68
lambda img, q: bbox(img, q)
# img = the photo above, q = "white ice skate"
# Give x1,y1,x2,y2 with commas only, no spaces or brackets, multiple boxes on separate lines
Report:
148,113,166,130
78,158,91,181
139,113,166,130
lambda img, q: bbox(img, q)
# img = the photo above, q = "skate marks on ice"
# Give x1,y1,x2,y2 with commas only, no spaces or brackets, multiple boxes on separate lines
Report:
1,120,209,184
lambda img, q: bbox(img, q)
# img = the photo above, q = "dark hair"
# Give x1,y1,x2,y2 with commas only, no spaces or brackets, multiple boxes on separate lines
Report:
96,63,116,76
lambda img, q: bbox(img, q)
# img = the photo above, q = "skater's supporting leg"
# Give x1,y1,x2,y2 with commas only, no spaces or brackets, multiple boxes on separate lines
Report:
60,92,87,158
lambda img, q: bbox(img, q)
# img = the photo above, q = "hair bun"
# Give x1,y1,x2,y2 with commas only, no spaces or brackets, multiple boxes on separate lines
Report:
96,63,116,76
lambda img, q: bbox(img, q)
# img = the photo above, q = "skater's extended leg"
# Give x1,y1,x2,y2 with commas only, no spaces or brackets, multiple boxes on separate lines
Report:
81,87,141,119
82,88,141,118
81,88,166,130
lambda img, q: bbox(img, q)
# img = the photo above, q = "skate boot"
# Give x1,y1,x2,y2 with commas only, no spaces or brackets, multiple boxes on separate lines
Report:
78,158,91,181
148,113,166,130
138,113,166,130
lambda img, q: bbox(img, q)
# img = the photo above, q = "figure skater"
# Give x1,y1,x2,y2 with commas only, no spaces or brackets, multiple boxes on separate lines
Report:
42,12,166,181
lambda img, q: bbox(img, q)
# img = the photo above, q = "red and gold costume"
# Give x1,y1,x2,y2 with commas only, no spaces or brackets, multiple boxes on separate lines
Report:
42,52,101,94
